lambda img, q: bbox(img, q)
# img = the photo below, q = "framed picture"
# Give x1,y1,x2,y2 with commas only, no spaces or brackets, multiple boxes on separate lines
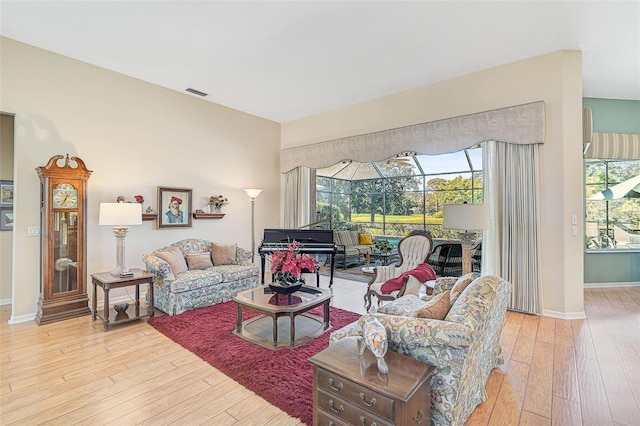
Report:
158,187,193,229
0,208,13,231
0,180,13,207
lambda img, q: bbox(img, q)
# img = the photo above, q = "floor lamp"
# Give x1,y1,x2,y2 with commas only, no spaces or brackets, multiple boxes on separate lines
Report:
99,202,142,275
443,203,488,275
244,189,263,263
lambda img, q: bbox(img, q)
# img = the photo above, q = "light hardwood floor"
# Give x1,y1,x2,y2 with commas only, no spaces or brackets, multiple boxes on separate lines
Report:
1,280,639,425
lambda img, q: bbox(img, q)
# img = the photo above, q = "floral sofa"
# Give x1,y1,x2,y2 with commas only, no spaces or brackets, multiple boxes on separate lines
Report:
330,274,512,426
142,239,259,315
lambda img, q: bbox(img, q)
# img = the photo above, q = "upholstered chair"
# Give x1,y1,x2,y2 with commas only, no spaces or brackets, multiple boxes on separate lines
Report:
364,230,433,311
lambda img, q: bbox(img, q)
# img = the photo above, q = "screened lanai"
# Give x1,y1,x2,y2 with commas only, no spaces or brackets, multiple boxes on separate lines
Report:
315,147,483,240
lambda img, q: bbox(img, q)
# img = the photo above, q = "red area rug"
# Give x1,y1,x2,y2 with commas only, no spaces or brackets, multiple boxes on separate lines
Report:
148,301,361,425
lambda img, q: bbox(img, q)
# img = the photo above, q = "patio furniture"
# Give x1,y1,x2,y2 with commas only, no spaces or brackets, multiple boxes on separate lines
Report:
427,241,463,277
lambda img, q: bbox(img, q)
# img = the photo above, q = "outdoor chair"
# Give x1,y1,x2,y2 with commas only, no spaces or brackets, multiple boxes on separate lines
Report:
427,241,463,277
364,230,434,311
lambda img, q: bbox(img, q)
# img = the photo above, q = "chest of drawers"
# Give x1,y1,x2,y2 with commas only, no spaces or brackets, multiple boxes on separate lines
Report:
309,337,434,425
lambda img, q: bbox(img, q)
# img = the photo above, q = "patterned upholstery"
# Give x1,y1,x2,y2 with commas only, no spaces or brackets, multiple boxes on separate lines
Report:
142,239,259,315
331,274,512,426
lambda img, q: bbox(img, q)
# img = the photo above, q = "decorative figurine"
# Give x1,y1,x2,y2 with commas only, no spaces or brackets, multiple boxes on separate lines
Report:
358,315,389,374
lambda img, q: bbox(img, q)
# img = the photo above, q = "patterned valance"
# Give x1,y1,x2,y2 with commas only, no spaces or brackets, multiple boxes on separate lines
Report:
584,132,640,160
281,101,545,173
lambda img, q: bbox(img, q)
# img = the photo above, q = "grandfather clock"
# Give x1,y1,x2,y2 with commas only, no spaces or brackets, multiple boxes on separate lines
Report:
35,155,92,325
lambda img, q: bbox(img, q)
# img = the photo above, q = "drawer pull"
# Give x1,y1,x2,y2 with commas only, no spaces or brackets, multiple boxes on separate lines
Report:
329,422,335,426
360,415,377,426
328,378,343,391
359,392,377,407
329,399,344,414
413,409,424,424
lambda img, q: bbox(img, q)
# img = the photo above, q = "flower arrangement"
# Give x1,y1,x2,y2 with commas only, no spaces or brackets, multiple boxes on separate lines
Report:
134,195,144,204
210,195,229,208
270,240,318,287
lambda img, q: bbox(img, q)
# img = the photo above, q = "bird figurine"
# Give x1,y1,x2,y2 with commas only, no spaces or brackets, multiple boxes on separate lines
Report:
358,315,389,374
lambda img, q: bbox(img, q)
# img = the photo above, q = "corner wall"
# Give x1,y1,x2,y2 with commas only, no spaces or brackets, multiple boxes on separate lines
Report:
0,37,282,322
282,50,586,317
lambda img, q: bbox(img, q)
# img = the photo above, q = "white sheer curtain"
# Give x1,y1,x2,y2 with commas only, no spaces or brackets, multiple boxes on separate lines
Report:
283,166,315,229
483,141,542,314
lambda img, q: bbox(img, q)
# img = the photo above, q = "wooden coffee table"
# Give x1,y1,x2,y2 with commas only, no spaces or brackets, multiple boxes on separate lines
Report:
233,285,332,349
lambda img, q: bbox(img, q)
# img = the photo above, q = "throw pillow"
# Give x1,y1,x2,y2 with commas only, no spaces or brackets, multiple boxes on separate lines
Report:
186,252,213,270
359,233,373,245
155,246,188,275
450,272,478,303
416,290,451,320
211,242,237,265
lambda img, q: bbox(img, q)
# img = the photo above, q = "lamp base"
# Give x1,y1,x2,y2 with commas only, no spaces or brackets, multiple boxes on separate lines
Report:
458,231,477,275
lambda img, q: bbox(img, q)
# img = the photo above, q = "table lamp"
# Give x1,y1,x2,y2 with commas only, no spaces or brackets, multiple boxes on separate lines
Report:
443,203,488,275
99,202,142,275
244,189,263,262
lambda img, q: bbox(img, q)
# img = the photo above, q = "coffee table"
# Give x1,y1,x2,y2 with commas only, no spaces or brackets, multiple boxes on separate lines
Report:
369,250,399,266
233,285,333,349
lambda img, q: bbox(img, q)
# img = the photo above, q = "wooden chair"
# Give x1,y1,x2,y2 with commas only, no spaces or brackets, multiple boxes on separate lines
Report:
364,230,433,311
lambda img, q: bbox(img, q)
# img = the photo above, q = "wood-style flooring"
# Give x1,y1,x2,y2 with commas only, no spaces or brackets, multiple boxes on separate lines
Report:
1,280,638,425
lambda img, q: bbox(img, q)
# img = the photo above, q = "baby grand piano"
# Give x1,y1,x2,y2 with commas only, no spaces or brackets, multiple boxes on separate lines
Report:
258,229,337,286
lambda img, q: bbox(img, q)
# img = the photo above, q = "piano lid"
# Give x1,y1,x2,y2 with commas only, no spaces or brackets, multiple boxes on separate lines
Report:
261,229,334,245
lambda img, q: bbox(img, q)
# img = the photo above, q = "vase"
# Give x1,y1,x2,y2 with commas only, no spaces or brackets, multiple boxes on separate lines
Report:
214,206,221,213
269,282,302,295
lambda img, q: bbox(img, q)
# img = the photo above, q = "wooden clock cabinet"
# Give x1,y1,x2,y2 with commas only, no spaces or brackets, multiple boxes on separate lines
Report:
35,155,92,325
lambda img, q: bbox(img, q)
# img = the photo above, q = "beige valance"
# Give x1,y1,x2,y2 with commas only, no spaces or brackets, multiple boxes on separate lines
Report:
281,101,545,173
584,132,640,160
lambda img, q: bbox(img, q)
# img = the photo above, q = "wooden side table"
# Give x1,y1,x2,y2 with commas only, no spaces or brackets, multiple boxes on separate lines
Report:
309,337,434,425
91,268,155,331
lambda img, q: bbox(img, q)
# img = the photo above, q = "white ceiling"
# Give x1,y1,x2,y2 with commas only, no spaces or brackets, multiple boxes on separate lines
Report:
1,1,639,123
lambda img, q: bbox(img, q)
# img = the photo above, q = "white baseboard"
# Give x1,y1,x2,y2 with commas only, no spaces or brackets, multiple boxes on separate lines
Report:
0,298,12,306
542,309,587,320
584,281,640,288
8,312,37,324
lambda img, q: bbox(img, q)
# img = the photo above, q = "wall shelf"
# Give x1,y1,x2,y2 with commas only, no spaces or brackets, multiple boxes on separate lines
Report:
142,214,157,221
192,213,225,219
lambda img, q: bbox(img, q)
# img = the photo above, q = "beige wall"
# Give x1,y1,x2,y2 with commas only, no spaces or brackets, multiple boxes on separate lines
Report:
0,37,282,322
282,50,586,318
0,114,14,302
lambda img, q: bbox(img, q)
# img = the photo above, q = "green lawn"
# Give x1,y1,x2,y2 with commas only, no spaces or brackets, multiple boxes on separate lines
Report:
351,213,442,225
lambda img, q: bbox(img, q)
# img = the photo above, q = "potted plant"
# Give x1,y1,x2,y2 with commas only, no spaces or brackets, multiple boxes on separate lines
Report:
374,239,394,254
270,240,318,293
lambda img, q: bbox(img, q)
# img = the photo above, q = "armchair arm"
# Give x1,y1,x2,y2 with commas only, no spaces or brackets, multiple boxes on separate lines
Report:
236,247,253,265
142,253,175,281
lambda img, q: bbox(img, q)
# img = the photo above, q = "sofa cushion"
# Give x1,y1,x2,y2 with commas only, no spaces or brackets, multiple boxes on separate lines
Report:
170,269,224,293
416,290,451,320
359,233,373,245
186,252,213,270
377,294,425,316
156,247,188,274
211,242,237,265
450,272,478,303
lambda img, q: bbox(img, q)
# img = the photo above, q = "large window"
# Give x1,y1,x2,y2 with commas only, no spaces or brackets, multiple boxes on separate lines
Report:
585,159,640,250
316,148,483,239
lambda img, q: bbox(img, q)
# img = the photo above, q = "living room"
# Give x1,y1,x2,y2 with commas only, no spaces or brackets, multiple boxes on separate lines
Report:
1,2,639,425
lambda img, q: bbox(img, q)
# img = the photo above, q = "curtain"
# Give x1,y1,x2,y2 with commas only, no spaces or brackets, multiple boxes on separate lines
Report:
283,166,315,229
484,141,543,314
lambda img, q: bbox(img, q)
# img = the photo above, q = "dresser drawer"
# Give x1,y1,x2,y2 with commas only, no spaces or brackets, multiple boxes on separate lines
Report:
317,368,394,421
317,389,393,426
316,408,349,426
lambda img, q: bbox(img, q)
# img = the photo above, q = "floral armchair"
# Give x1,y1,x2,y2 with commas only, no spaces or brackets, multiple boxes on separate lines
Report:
331,274,512,426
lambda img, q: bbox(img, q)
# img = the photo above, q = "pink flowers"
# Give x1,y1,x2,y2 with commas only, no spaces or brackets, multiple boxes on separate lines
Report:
210,195,229,208
270,241,318,286
134,195,144,204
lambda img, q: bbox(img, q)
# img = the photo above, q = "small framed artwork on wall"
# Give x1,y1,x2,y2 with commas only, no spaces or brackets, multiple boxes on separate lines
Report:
0,208,13,231
0,180,13,207
158,187,193,229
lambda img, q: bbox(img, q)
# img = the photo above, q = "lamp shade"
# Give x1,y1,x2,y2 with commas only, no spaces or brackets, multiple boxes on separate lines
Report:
443,203,488,231
244,188,263,199
99,203,142,226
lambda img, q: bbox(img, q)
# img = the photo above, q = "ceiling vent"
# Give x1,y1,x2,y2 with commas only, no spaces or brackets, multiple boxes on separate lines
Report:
186,88,208,97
